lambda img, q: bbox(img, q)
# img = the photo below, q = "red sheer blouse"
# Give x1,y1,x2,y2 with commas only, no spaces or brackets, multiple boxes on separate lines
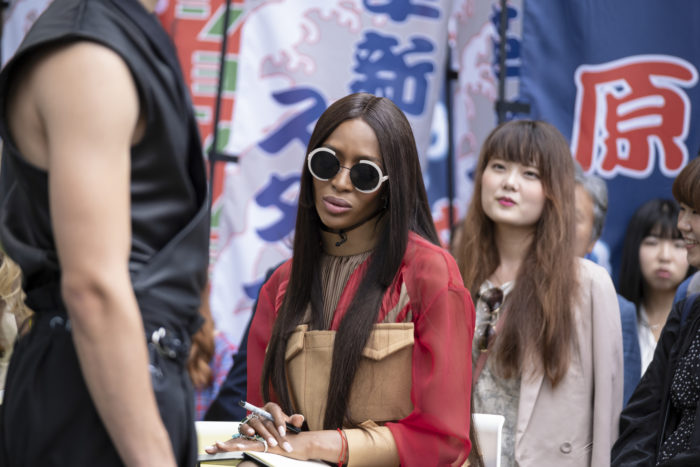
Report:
247,232,475,465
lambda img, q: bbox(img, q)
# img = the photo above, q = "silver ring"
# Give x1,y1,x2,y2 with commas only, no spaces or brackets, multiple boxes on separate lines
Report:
259,437,268,453
238,418,248,433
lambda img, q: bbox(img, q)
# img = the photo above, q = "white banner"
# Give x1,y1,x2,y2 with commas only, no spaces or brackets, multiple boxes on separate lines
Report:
210,0,454,346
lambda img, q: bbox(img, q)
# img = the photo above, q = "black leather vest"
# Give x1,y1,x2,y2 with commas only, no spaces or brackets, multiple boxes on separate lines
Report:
0,0,209,333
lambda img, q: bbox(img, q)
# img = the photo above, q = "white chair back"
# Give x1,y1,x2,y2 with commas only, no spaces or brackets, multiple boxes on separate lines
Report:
473,413,505,467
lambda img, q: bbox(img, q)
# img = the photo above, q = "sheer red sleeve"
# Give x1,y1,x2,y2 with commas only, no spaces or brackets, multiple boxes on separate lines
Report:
246,262,290,407
386,242,475,466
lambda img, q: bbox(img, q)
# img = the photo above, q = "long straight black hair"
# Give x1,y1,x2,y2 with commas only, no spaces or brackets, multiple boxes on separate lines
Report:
261,93,438,429
618,198,694,307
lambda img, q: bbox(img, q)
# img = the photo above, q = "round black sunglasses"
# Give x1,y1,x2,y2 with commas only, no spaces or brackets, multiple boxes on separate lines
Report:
307,147,388,193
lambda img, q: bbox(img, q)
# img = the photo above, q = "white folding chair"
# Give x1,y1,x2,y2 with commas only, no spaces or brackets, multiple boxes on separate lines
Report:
472,413,505,467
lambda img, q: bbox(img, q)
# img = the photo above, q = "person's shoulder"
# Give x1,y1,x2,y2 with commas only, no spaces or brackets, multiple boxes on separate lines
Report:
676,291,700,327
403,232,464,290
405,232,455,266
576,257,613,288
575,258,619,316
616,294,637,318
260,259,293,297
4,0,121,77
10,40,133,103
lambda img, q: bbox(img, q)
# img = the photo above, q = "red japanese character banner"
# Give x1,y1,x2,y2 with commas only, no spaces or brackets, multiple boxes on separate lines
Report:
519,0,700,281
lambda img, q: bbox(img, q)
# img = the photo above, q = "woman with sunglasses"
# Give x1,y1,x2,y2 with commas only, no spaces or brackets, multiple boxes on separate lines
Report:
454,120,623,466
206,93,474,465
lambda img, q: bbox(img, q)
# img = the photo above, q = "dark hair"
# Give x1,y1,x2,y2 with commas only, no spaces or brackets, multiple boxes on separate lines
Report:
618,199,693,307
261,93,438,429
672,156,700,211
455,120,578,387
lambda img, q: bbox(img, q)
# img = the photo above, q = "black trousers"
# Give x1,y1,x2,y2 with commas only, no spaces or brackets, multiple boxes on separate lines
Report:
0,312,197,466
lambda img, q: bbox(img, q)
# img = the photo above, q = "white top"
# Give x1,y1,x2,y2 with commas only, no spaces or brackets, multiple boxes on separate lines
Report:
637,306,659,376
473,280,517,467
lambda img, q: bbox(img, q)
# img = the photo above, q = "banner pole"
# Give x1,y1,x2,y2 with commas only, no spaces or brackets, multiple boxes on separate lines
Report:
445,46,458,244
496,0,508,124
208,0,237,202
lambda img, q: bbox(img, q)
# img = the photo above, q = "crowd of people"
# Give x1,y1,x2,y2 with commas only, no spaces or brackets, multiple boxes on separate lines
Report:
0,0,699,466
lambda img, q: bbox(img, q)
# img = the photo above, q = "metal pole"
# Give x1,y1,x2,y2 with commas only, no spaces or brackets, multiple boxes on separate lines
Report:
209,0,234,189
496,0,509,124
445,48,457,242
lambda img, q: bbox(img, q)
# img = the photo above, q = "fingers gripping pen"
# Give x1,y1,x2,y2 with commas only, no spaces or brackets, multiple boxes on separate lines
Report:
239,400,301,434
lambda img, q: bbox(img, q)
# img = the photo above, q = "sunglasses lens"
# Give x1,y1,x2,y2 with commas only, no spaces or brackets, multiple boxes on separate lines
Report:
483,288,503,310
350,163,381,192
309,149,339,180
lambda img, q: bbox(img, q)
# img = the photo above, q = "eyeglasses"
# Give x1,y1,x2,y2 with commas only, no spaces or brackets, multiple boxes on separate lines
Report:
478,287,504,352
307,147,389,194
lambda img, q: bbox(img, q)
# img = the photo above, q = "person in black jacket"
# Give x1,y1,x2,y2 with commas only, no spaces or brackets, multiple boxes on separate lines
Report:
0,1,209,465
612,156,700,466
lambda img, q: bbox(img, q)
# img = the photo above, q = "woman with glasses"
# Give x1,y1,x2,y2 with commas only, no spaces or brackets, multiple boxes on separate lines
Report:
206,93,475,466
453,120,623,466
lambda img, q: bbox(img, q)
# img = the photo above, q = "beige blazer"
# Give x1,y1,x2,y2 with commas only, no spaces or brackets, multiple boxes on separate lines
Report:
514,259,623,467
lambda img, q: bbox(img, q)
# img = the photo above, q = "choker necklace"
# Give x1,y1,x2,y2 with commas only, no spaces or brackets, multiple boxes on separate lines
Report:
320,207,386,247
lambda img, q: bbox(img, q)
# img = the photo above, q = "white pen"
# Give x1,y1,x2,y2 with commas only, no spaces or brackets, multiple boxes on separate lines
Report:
239,400,301,433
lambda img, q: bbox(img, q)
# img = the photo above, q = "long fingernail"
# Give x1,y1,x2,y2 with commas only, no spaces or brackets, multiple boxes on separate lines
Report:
268,437,278,447
283,442,293,452
278,425,286,437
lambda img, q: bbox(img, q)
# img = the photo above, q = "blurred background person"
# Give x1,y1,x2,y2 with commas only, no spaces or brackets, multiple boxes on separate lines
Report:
0,252,31,402
455,120,622,466
188,286,236,420
612,157,700,466
574,165,641,405
618,199,694,375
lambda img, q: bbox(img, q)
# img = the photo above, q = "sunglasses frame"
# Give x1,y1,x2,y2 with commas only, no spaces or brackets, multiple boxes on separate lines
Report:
307,147,388,194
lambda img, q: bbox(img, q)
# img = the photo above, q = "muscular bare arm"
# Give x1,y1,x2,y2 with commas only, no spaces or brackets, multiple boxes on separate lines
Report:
16,42,176,466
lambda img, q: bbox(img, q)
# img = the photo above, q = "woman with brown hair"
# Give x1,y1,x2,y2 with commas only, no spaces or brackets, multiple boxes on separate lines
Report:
454,120,623,466
612,156,700,466
205,92,475,465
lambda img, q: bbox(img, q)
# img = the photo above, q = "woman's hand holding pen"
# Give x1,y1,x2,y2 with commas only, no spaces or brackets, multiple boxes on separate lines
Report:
242,402,304,452
205,402,345,463
205,401,306,456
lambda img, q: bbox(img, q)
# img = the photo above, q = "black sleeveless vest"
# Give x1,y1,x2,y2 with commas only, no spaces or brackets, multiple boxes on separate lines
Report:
0,0,209,334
